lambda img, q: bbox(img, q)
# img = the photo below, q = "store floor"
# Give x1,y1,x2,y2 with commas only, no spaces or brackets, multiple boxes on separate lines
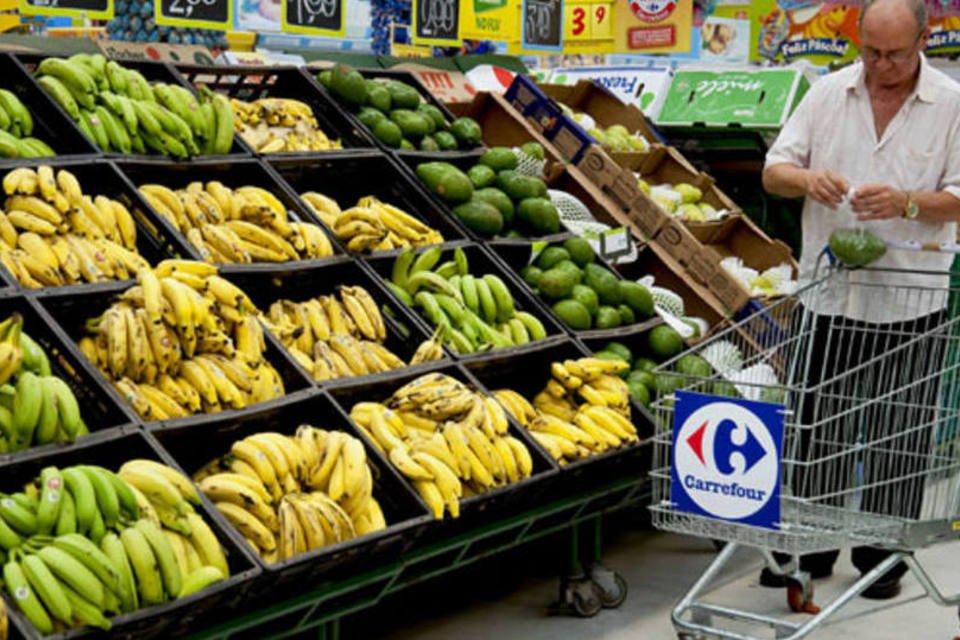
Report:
345,511,960,640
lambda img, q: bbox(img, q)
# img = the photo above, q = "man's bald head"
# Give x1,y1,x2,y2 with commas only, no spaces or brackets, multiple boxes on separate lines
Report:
859,0,928,34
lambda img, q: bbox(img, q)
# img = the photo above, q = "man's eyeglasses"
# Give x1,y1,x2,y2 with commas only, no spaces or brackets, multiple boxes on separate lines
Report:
861,32,923,63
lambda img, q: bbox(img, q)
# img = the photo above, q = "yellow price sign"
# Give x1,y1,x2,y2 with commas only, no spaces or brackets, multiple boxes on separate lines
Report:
562,0,614,52
19,0,113,21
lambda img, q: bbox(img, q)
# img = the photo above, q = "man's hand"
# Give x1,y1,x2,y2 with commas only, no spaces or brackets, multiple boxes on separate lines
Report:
805,169,850,209
851,184,909,220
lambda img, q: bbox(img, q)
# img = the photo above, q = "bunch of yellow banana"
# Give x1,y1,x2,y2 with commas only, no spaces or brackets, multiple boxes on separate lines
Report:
77,261,285,421
301,192,444,253
137,181,334,264
191,426,387,563
0,166,144,288
231,97,342,153
493,358,640,466
261,286,442,382
348,373,535,519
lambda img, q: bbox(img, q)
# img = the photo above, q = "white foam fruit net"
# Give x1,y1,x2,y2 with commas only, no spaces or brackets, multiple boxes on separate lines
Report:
548,189,639,263
512,148,547,178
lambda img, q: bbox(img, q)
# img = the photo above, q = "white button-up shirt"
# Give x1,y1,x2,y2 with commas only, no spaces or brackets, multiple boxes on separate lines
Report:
766,54,960,323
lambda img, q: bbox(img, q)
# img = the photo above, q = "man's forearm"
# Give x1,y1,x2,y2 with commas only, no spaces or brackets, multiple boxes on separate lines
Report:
914,191,960,223
762,163,809,199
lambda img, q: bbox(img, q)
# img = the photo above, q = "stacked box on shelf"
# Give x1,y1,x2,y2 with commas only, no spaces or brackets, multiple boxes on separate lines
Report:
150,391,432,596
364,241,567,360
463,338,653,492
33,281,314,428
220,259,450,386
175,64,376,156
16,54,253,159
0,159,196,291
0,429,261,640
267,151,470,254
451,92,564,167
0,53,98,163
0,293,134,455
325,360,558,533
114,157,344,269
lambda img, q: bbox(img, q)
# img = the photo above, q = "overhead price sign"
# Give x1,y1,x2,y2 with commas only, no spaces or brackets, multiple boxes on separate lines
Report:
562,0,615,53
519,0,564,51
460,0,520,43
19,0,113,21
412,0,463,46
281,0,346,37
155,0,232,30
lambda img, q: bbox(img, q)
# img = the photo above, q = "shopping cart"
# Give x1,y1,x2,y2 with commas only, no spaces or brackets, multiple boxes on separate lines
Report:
650,256,960,639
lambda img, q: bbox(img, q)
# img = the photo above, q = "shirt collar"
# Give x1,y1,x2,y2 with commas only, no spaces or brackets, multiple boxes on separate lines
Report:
845,53,936,103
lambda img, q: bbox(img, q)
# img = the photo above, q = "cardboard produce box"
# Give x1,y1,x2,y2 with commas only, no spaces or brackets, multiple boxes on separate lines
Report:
389,63,478,105
451,92,564,167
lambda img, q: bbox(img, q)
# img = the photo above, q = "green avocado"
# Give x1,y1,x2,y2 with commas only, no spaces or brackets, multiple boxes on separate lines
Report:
418,103,447,130
433,130,458,151
570,284,599,316
538,268,576,300
387,80,421,110
452,200,503,236
618,304,636,325
516,197,560,236
563,236,595,267
520,265,543,288
552,299,592,330
520,141,545,160
596,306,622,329
317,70,333,88
366,85,391,112
603,341,632,362
536,246,570,270
419,135,440,152
497,170,548,201
400,139,415,150
472,188,515,226
390,109,431,140
479,147,519,172
328,64,367,107
584,263,621,306
467,164,497,189
619,280,654,318
416,162,474,203
554,260,583,284
357,107,386,129
449,117,482,146
372,119,403,148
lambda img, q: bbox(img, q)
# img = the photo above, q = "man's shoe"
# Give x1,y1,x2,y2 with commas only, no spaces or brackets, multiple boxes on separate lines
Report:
861,579,901,600
759,565,832,588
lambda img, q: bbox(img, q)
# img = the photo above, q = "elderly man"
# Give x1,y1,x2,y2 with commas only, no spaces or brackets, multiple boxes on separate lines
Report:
762,0,960,599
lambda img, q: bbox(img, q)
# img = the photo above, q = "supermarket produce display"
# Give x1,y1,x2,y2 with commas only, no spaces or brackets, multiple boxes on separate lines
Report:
0,54,813,638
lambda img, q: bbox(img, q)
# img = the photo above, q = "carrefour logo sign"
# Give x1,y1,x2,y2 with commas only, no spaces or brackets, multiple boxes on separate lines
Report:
671,391,784,529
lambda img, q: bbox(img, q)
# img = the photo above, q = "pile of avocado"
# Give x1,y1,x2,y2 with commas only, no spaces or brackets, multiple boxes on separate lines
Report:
519,238,655,332
415,145,560,238
318,64,482,151
591,332,705,408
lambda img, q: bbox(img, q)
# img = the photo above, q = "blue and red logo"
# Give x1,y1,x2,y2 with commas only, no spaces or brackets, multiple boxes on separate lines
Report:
671,391,783,528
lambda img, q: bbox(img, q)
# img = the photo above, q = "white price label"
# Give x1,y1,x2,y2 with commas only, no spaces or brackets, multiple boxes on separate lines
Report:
599,227,631,260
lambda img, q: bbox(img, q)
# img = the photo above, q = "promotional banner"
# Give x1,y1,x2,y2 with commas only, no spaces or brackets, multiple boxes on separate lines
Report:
613,0,694,54
753,0,860,63
927,11,960,55
459,0,520,42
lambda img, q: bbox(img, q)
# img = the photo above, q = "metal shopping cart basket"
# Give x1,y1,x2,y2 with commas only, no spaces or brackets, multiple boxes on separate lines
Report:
650,256,960,639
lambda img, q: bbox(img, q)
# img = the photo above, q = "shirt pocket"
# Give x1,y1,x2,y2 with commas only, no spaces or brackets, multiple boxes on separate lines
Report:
897,145,943,191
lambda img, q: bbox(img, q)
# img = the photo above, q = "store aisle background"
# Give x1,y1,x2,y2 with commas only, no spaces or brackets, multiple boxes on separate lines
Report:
347,511,960,639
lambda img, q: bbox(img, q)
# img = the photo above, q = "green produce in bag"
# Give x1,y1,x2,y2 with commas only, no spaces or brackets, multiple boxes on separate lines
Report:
828,228,887,267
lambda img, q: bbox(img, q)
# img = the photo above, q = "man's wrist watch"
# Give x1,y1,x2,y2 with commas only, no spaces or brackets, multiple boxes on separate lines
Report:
903,192,919,219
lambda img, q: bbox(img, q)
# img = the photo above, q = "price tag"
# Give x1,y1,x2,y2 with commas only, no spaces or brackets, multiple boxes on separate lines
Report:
19,0,113,20
280,0,345,36
155,0,231,30
599,227,631,261
412,0,463,46
521,0,563,51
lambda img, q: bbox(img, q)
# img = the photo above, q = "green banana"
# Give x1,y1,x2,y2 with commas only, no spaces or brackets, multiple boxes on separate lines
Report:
62,467,96,534
141,128,188,159
37,58,96,108
460,274,479,313
0,494,37,535
391,248,416,291
474,277,498,324
0,510,22,551
36,545,105,608
410,245,443,275
130,131,146,154
95,105,132,154
88,505,106,543
54,488,76,536
199,101,216,155
54,532,123,598
99,91,138,136
100,532,138,613
0,405,14,444
80,108,110,151
406,270,463,302
20,553,72,623
120,525,165,605
210,92,235,154
80,466,120,529
154,84,204,138
12,372,42,448
130,99,161,135
482,274,515,323
11,492,36,511
454,247,469,275
33,378,60,446
125,69,155,103
46,377,82,441
414,291,446,328
434,260,459,279
507,318,531,345
433,293,467,326
514,311,547,340
136,519,182,598
3,559,54,634
35,466,63,535
0,130,19,158
0,97,11,130
0,89,33,136
20,332,50,377
141,101,197,154
446,327,475,354
61,583,112,630
18,137,55,158
179,565,224,598
105,60,128,95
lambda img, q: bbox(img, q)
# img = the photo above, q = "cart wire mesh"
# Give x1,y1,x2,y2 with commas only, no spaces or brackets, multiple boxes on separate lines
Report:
650,264,960,555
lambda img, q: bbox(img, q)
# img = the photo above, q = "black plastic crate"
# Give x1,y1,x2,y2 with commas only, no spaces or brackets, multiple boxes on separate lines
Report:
150,390,432,598
32,280,314,429
463,338,654,493
0,53,98,164
0,292,134,459
268,151,471,251
0,428,261,640
175,64,376,156
0,158,196,291
362,241,568,361
15,54,252,159
325,361,558,536
219,259,450,387
113,157,345,268
391,150,570,244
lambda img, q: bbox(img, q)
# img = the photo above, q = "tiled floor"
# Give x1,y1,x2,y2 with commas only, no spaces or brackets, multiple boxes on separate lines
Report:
357,520,960,639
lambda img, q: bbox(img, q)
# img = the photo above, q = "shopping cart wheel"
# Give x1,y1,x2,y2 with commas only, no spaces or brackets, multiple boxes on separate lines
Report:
588,564,628,608
553,576,604,618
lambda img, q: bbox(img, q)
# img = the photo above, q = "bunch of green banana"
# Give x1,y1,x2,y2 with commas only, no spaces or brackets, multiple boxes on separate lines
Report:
0,165,145,289
35,54,235,158
77,261,286,421
0,314,88,454
192,426,387,563
388,246,549,355
136,182,334,264
348,373,535,519
0,86,54,158
262,285,441,383
301,192,444,253
0,459,229,634
492,357,640,466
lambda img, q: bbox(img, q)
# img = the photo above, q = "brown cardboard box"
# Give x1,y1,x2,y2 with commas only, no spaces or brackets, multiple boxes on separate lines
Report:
99,41,216,65
391,64,478,105
454,92,563,167
539,79,660,144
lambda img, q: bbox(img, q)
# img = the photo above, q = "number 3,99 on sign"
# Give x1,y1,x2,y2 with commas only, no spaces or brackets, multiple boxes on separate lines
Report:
565,1,613,40
155,0,231,30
